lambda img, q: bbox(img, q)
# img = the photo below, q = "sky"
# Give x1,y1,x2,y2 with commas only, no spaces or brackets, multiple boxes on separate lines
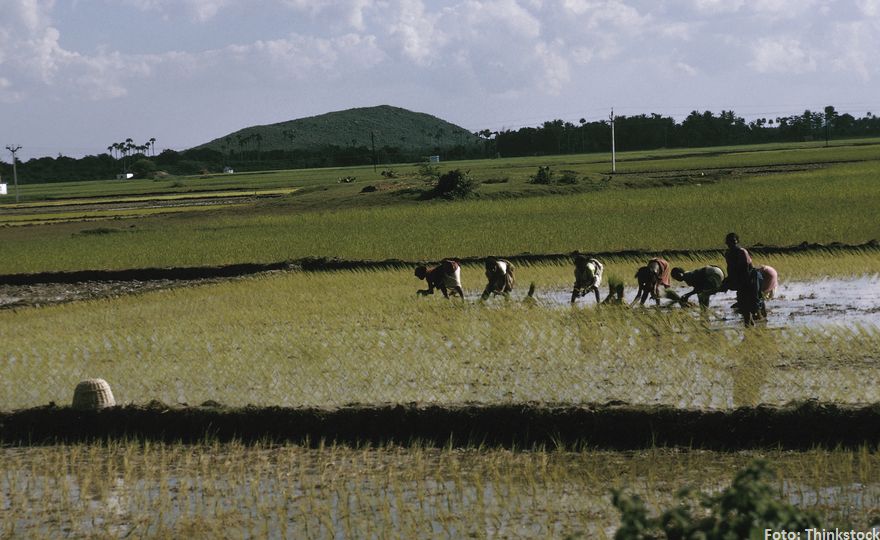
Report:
1,0,879,161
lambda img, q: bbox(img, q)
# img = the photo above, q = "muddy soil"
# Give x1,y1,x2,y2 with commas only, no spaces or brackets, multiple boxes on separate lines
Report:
2,402,878,449
552,275,880,329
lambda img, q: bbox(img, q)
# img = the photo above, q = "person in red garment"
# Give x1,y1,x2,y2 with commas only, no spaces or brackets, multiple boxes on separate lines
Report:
415,259,465,299
632,257,671,306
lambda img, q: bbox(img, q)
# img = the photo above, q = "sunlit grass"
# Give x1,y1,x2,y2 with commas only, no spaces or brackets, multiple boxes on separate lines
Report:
2,158,878,273
2,259,877,411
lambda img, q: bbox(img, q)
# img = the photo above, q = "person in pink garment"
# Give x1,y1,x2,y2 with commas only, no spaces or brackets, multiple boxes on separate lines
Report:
755,264,778,319
757,265,778,300
632,257,671,306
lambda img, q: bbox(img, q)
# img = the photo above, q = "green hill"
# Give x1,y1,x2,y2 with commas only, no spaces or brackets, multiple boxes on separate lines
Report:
193,105,481,155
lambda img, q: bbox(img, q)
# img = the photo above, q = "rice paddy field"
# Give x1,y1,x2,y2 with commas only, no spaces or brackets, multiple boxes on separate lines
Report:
1,140,879,537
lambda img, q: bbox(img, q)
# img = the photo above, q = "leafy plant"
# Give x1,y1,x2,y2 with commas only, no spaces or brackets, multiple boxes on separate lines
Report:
529,165,555,184
432,169,477,199
612,460,822,539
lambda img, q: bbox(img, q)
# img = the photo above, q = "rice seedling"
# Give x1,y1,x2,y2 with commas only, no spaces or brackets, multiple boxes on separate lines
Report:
1,442,877,539
1,258,877,411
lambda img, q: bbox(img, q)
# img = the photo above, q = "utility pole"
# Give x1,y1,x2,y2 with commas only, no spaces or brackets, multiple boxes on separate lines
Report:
5,145,21,203
371,131,377,172
609,109,616,174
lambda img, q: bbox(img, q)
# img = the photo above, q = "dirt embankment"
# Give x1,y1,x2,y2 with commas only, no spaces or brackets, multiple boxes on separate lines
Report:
1,241,877,309
2,402,878,449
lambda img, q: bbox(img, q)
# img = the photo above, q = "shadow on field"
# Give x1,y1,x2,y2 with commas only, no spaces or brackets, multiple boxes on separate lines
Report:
2,402,879,449
1,240,877,286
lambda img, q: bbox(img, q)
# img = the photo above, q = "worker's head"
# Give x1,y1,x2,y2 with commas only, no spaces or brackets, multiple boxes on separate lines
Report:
414,266,428,280
671,267,685,281
725,232,739,248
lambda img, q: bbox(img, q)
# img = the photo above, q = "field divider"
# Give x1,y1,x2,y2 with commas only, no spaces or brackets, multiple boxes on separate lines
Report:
2,401,879,449
1,240,877,286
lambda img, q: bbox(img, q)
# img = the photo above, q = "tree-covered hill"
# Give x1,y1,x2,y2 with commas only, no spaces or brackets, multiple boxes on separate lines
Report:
193,105,481,156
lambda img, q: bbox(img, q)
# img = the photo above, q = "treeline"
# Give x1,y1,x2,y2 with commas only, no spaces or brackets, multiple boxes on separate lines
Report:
2,106,879,184
0,143,485,185
487,106,880,157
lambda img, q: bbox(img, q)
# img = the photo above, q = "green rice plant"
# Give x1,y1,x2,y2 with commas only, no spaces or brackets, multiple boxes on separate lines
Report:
1,260,877,411
1,443,877,538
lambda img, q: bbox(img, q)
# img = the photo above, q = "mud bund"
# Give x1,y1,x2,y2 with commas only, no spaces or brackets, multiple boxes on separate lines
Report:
1,240,877,285
2,402,879,449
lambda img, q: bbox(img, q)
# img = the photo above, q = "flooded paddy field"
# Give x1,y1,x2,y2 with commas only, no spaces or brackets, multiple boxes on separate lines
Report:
2,443,878,539
541,274,880,329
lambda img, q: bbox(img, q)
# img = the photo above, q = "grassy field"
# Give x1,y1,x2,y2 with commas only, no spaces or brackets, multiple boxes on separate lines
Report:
1,144,879,274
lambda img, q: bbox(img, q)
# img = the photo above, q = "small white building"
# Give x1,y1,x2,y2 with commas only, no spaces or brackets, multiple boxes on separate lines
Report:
428,155,440,163
0,183,7,195
116,173,134,180
223,167,235,174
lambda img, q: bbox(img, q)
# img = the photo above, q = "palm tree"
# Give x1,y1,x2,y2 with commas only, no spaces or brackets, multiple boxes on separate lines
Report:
148,137,156,157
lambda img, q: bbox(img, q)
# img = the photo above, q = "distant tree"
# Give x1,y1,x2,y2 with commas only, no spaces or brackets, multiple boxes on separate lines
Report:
130,158,157,179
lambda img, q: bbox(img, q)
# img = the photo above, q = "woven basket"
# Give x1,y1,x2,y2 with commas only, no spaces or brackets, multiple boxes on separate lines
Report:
72,378,116,410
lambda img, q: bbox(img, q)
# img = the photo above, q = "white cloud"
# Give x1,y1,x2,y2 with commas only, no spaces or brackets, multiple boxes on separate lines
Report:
116,0,229,21
561,0,649,30
856,0,880,16
748,37,817,74
386,0,446,65
675,61,697,76
461,0,542,38
829,21,879,80
533,41,570,94
691,0,744,14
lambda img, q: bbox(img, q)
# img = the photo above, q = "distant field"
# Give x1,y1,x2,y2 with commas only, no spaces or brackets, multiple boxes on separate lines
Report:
1,152,878,274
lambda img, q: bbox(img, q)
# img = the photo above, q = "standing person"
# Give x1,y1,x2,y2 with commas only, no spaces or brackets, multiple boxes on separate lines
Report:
481,257,515,300
570,254,604,304
671,265,725,308
632,257,671,306
722,232,763,326
415,259,465,299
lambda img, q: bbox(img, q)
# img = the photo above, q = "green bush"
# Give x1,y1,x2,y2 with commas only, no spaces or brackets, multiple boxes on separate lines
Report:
610,460,822,539
433,169,477,199
529,165,554,184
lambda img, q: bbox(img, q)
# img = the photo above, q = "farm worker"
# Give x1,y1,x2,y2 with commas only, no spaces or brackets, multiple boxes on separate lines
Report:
756,265,778,300
415,259,465,299
671,265,725,308
632,257,671,306
481,257,515,300
570,254,604,304
721,232,764,326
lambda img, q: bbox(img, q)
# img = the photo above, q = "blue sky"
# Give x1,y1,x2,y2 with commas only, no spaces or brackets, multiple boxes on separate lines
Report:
1,0,878,160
